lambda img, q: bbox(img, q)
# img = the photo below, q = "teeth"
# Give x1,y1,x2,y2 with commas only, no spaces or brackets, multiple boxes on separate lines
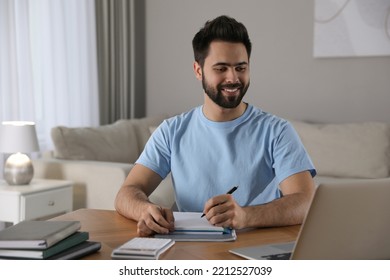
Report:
224,88,238,92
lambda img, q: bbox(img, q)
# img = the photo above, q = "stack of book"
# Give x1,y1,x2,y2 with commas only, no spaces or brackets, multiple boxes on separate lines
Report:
0,220,101,259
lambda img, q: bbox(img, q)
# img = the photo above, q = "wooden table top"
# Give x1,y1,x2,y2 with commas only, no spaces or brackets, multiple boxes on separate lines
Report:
51,209,300,260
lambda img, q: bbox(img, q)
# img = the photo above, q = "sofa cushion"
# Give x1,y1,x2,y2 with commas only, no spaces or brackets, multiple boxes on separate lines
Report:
51,120,140,163
290,121,390,179
129,115,168,151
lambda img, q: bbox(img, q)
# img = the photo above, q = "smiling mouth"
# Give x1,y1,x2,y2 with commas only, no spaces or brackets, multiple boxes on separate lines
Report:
221,86,241,96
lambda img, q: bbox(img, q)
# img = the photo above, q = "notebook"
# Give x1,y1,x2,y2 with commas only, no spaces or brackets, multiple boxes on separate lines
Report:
154,212,237,241
0,220,81,249
229,179,390,260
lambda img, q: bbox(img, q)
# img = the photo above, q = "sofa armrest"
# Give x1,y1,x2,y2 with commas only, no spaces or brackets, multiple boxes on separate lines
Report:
33,158,133,210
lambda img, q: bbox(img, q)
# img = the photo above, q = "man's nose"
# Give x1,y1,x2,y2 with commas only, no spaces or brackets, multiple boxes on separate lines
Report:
225,68,239,83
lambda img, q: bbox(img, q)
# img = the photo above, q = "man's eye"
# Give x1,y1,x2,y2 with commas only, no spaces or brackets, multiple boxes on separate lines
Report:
236,67,246,72
214,68,226,72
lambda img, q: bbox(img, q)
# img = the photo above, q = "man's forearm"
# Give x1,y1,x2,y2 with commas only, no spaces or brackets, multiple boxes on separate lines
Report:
115,185,154,221
243,192,312,228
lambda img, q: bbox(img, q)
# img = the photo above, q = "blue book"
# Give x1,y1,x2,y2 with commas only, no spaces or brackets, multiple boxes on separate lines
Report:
47,241,101,260
154,212,237,242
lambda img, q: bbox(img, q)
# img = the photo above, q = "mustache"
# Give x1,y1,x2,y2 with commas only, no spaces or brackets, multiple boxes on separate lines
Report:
218,83,243,90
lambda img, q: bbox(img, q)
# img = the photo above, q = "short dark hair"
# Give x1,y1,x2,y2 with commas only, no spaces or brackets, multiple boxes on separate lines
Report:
192,15,252,67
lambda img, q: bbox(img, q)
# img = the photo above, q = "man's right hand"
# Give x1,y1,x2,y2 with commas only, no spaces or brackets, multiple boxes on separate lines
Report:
136,204,175,236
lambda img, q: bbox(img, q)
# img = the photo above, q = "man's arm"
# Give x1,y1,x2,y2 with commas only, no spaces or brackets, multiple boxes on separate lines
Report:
203,171,315,229
115,164,174,236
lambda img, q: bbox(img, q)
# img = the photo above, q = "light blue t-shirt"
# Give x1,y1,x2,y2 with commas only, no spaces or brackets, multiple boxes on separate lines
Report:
137,104,316,212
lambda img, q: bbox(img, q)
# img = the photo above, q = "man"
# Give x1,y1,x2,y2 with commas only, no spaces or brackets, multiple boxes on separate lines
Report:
115,15,316,236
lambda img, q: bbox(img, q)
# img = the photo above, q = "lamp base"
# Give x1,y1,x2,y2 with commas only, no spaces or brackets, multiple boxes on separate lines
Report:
3,153,34,185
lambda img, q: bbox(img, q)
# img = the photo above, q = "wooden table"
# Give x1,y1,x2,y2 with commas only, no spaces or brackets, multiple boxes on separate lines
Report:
51,209,300,260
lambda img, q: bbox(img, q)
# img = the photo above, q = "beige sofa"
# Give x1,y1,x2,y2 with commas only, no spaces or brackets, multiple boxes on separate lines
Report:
34,115,175,211
34,117,390,211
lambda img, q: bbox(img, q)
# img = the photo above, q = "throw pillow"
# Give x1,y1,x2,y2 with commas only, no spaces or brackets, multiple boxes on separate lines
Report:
290,121,390,179
51,120,139,163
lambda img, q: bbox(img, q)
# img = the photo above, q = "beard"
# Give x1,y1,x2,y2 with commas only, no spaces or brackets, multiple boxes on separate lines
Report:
202,76,249,109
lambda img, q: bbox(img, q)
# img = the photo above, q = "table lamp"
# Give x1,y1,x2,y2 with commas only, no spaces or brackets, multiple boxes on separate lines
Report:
0,121,40,185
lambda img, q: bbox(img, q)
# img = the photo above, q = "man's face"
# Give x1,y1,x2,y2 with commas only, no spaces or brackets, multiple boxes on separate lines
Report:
195,41,250,109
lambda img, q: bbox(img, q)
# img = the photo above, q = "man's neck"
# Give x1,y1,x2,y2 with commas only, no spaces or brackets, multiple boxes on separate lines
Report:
202,96,248,122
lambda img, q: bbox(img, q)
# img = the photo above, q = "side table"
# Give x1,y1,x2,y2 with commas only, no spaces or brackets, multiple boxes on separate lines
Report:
0,179,73,225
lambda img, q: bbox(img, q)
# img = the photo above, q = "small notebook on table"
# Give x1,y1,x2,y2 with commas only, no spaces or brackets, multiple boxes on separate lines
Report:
111,237,175,260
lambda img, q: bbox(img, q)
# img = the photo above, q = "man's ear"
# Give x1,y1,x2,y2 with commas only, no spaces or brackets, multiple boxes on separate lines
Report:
193,61,203,81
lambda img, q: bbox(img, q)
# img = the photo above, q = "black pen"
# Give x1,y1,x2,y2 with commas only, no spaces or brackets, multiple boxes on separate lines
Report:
200,186,239,218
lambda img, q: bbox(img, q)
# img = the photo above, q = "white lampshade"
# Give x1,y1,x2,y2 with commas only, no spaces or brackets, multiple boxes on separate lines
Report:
0,121,39,153
0,121,40,185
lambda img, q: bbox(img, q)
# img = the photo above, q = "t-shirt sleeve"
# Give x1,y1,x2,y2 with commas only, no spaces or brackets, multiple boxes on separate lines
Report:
136,121,171,179
272,121,316,184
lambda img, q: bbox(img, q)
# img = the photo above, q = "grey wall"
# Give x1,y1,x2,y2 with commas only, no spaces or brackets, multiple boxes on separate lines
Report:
144,0,390,123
